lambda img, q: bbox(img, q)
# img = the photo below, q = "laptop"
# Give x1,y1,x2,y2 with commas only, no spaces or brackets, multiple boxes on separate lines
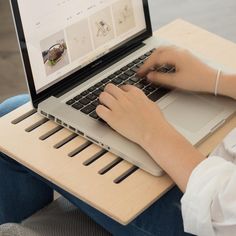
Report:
10,0,236,176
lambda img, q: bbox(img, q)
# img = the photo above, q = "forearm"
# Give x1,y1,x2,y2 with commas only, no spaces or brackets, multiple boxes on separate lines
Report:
142,123,205,192
219,73,236,100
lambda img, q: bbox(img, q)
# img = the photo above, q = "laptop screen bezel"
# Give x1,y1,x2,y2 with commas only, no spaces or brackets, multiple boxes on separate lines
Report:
10,0,152,107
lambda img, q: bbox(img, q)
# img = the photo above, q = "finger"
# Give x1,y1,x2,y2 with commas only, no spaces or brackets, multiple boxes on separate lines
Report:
137,46,177,77
96,105,112,122
119,84,136,92
104,83,125,100
99,91,117,110
147,71,175,87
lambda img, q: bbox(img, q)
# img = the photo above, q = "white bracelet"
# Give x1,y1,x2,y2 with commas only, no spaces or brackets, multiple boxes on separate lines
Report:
214,69,221,96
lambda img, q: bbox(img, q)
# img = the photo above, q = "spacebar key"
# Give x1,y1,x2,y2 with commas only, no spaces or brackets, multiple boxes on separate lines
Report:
148,88,170,102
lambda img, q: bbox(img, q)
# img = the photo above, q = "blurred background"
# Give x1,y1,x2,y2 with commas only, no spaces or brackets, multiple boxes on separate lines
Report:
0,0,236,103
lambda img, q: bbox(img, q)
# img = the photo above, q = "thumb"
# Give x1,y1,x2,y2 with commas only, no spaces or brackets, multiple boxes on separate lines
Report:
147,71,174,87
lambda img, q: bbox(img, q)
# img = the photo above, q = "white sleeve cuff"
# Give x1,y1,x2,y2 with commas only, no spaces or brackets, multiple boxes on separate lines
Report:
181,156,235,236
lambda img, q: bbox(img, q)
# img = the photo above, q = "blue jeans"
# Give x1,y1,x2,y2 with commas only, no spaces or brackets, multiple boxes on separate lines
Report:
0,95,192,236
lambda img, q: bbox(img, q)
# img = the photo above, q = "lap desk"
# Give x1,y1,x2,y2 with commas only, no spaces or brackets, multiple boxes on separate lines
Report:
1,20,236,225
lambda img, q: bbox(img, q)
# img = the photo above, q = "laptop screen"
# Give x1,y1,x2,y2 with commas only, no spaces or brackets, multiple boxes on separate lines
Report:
17,0,147,94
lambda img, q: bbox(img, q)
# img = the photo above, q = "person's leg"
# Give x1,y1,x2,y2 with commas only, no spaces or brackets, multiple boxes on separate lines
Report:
0,95,53,224
0,94,30,117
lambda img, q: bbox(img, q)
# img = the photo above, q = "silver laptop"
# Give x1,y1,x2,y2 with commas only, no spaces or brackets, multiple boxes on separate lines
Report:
11,0,236,176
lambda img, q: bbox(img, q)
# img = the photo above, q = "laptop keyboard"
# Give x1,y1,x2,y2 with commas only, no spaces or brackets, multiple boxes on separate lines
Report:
65,49,171,121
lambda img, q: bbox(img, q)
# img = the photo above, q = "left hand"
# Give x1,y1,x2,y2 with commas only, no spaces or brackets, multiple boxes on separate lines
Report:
96,83,167,147
97,83,205,192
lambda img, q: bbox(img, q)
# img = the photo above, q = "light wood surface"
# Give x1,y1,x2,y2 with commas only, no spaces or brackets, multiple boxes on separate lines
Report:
0,19,236,225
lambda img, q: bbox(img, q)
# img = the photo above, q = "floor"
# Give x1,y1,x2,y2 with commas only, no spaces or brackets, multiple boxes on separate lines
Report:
0,0,236,102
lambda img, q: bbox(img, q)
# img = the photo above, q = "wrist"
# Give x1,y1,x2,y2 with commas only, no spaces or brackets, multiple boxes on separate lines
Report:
218,73,236,99
141,120,205,192
141,119,173,155
201,67,218,94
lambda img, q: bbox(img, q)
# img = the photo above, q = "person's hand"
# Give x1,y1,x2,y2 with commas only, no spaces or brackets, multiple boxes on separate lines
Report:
96,83,205,192
96,83,168,147
138,46,217,94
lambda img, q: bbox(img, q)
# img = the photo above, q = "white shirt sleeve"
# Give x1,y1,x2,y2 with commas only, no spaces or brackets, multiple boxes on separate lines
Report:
181,128,236,236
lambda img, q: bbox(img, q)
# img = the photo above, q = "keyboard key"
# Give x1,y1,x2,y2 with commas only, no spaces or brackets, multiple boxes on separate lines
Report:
124,80,135,85
111,77,122,85
118,74,129,81
140,79,150,86
103,81,111,86
99,85,106,91
145,51,152,57
81,104,96,115
127,62,135,68
86,93,97,101
143,89,150,96
98,118,106,123
150,48,156,53
130,76,140,83
102,77,110,83
73,95,82,101
131,66,139,73
136,63,143,68
88,86,96,92
124,70,135,77
139,55,147,60
72,102,83,110
121,66,129,71
94,82,103,87
108,74,116,80
146,85,156,92
91,99,100,107
93,89,102,96
66,99,76,105
148,88,170,102
135,83,144,89
79,98,90,105
80,90,89,96
133,59,141,64
89,111,99,119
114,70,122,76
156,65,176,73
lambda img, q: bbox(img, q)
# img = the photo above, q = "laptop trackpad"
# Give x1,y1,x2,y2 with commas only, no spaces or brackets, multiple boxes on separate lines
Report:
162,94,223,133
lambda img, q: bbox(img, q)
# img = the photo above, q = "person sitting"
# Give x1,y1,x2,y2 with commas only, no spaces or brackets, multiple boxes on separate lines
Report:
1,46,236,236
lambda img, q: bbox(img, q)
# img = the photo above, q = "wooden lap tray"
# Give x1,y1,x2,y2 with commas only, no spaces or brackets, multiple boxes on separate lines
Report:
0,19,236,225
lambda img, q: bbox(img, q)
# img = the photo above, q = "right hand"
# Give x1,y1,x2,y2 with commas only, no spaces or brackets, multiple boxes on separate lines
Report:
138,46,217,94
